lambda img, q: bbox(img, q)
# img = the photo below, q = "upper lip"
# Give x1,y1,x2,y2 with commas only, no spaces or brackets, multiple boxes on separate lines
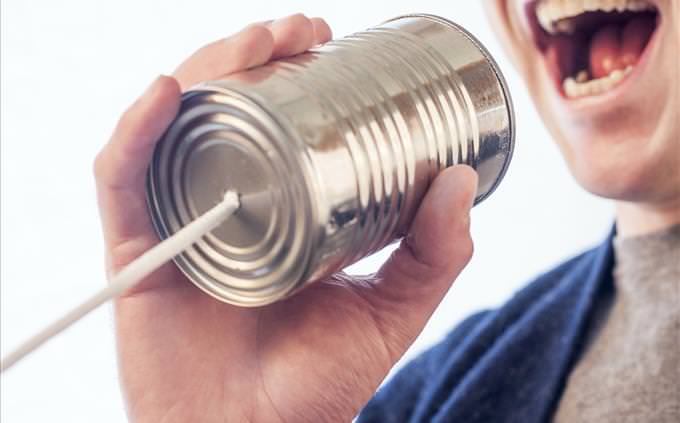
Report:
535,0,657,34
525,0,660,51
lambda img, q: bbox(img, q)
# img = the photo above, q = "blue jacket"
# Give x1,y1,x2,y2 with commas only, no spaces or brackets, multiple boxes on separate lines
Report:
358,230,615,423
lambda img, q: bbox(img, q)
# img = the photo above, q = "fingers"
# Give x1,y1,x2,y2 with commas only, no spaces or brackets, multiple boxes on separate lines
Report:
310,17,333,45
173,24,274,91
97,14,332,257
270,15,332,58
366,166,478,353
94,75,181,253
172,14,332,90
269,14,315,59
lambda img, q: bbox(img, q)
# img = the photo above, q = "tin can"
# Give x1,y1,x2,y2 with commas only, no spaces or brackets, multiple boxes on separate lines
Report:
146,14,516,307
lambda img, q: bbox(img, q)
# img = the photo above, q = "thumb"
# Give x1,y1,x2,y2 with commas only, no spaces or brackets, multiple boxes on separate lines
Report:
366,165,478,354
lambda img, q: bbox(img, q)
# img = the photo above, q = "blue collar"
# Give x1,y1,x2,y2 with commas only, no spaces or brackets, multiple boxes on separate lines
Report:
426,229,616,422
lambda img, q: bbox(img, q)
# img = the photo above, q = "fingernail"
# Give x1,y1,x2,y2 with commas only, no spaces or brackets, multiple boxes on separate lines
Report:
434,166,478,212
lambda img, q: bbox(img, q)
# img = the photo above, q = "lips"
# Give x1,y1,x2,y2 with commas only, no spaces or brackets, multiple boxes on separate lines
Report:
528,0,659,99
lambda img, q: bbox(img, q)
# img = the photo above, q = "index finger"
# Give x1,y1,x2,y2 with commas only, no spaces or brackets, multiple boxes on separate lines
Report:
172,14,333,91
172,24,275,91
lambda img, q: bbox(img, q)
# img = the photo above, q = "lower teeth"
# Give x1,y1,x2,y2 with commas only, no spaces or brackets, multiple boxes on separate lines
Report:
563,66,634,98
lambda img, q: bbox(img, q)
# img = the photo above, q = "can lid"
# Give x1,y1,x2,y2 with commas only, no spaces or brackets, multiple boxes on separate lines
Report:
147,88,314,306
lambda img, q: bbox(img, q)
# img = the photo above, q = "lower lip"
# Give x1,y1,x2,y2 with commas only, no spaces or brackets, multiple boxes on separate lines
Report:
545,16,662,110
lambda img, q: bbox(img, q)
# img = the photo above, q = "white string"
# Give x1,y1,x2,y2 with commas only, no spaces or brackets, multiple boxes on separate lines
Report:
0,190,240,373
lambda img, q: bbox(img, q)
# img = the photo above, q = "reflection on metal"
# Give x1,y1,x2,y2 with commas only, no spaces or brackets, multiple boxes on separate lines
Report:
146,14,516,307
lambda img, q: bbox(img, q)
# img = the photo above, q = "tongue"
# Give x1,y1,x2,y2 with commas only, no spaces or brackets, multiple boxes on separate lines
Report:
621,16,656,67
589,16,656,79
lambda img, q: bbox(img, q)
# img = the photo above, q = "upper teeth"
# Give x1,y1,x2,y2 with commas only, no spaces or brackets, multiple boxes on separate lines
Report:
537,0,656,33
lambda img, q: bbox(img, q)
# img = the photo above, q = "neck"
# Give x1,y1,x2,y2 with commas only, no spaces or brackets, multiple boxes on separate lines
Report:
615,197,680,238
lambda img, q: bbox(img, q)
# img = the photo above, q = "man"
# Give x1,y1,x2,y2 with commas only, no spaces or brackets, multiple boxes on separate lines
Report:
93,1,679,421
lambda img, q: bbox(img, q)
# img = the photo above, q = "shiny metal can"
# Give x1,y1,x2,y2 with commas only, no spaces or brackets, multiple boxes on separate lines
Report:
146,14,516,307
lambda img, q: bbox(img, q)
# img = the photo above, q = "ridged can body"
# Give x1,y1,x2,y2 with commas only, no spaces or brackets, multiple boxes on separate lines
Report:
146,14,515,306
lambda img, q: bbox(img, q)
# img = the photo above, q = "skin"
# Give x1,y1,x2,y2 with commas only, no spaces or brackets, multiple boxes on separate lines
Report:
95,14,478,422
483,0,680,237
96,3,679,421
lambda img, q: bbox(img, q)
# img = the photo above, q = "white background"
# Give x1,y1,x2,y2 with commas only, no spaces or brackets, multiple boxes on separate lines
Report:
1,1,614,421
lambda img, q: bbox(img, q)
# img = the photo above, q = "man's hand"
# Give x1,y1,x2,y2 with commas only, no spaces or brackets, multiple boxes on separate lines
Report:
94,13,478,422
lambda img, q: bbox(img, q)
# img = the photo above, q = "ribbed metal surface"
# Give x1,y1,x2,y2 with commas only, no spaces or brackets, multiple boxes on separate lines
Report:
146,14,515,306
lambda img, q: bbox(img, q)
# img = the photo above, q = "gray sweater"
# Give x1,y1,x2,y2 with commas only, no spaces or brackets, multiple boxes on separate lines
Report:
554,224,680,422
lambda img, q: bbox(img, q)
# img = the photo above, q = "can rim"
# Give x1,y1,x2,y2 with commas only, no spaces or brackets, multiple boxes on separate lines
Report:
384,13,517,205
145,86,319,307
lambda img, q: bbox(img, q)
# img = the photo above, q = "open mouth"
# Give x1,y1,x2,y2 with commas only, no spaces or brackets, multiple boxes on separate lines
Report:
529,0,660,99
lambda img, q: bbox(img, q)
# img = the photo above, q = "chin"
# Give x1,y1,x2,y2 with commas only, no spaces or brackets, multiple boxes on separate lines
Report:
570,154,672,203
545,94,680,204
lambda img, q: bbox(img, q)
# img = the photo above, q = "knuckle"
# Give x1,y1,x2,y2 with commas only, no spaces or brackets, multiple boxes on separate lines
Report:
272,13,313,43
240,22,270,38
399,235,438,277
386,243,429,283
288,13,312,27
154,75,180,97
289,15,314,38
459,234,475,264
92,149,109,181
448,213,473,262
231,25,274,64
94,100,142,182
242,23,274,48
116,103,139,132
453,212,472,237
